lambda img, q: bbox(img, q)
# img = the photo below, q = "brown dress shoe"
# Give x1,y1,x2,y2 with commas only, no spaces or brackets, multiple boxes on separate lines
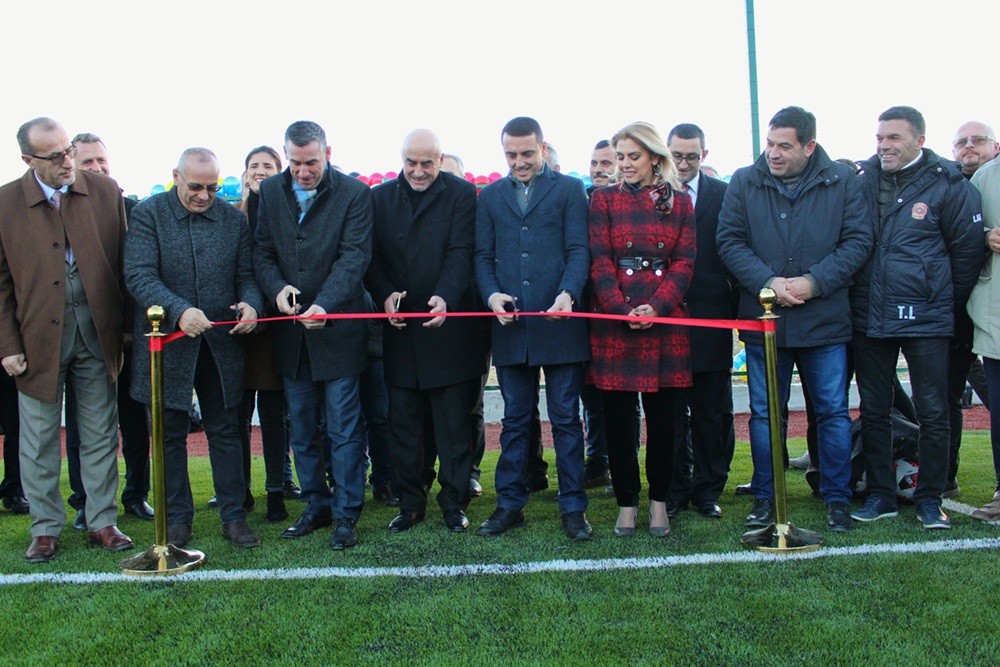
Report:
87,526,134,552
25,536,59,563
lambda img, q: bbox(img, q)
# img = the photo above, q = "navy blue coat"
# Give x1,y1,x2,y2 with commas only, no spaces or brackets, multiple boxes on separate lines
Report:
254,166,372,381
717,145,873,348
475,166,590,366
366,172,487,389
852,150,984,338
125,191,263,411
685,173,737,372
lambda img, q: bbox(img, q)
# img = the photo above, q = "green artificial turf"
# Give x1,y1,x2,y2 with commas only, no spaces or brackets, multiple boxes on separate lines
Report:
0,432,998,665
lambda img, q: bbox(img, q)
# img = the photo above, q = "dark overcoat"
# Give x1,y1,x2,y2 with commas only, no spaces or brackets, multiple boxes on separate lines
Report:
125,190,263,411
685,174,738,373
588,184,696,392
254,166,372,381
365,172,487,388
474,167,590,367
0,170,127,402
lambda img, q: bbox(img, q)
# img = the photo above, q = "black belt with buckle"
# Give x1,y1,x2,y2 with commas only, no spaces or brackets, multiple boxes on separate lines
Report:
617,257,668,271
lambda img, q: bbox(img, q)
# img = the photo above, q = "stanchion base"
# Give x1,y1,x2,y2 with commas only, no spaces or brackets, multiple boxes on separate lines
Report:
740,522,824,553
120,544,206,576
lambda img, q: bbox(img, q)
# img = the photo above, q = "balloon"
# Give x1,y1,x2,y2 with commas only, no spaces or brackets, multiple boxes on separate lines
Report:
488,172,502,183
384,171,398,180
223,176,241,197
150,184,166,195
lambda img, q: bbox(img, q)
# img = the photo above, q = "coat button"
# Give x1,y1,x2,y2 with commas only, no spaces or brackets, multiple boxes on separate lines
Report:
296,237,303,242
780,213,787,219
51,319,59,325
522,252,528,258
626,241,633,248
655,269,663,276
624,296,631,303
626,269,634,276
53,281,61,287
523,280,529,286
657,242,664,248
52,241,60,248
298,268,305,274
521,226,528,231
642,260,649,267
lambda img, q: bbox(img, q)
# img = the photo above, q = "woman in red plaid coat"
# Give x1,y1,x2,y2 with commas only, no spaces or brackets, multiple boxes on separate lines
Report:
588,121,696,537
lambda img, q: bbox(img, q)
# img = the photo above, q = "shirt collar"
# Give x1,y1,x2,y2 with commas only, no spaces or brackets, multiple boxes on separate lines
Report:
33,172,68,200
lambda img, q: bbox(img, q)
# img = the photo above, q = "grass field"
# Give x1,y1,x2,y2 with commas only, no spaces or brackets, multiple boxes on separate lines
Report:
1,431,998,665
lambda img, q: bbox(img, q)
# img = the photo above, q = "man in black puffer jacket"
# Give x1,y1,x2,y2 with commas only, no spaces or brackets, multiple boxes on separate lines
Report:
851,106,985,530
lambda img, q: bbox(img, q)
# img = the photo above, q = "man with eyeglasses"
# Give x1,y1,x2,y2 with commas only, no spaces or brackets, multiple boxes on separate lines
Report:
124,147,264,549
666,123,735,520
0,117,133,563
941,121,999,499
952,122,999,179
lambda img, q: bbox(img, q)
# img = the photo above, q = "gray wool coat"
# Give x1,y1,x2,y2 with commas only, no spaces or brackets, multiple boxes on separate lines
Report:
124,190,264,411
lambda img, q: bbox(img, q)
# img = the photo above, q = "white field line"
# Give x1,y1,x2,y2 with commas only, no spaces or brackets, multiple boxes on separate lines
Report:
1,535,999,587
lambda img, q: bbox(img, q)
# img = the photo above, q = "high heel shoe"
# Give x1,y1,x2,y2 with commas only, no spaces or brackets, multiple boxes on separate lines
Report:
649,501,671,537
614,506,638,537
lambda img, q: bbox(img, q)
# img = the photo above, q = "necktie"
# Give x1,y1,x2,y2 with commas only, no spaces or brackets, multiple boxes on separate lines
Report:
51,191,73,264
294,187,317,223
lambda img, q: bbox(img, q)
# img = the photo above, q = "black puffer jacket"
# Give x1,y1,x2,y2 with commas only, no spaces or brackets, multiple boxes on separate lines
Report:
852,150,984,338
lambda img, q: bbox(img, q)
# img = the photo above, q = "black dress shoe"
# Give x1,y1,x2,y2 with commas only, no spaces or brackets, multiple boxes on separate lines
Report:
168,524,193,548
698,501,723,518
281,512,332,539
735,483,753,496
331,518,358,550
72,509,87,531
207,495,219,509
283,481,302,500
2,495,29,514
561,510,593,541
124,501,155,521
666,500,688,519
444,509,470,532
468,478,483,498
388,511,426,533
477,507,526,536
526,474,549,493
266,491,288,522
222,519,262,548
373,482,400,507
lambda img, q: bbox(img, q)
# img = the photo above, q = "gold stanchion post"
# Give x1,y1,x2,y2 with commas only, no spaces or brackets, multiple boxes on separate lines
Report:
741,289,824,553
121,306,206,575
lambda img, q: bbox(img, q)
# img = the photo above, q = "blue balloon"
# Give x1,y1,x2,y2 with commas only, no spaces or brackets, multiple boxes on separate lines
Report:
567,171,581,180
150,184,166,195
582,176,593,188
223,175,241,197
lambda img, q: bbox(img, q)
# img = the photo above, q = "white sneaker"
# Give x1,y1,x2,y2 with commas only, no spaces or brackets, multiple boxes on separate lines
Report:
789,451,810,470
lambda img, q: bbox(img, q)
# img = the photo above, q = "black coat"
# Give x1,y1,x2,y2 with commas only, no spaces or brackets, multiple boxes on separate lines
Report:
685,173,737,372
365,172,487,389
253,166,372,381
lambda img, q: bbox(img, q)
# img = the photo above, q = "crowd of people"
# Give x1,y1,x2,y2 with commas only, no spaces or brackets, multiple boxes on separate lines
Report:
0,106,997,563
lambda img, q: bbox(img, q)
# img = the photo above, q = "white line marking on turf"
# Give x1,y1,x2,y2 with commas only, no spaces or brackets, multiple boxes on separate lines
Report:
944,498,1000,526
2,536,999,587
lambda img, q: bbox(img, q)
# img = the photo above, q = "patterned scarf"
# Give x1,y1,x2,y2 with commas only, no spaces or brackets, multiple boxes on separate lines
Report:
624,180,674,217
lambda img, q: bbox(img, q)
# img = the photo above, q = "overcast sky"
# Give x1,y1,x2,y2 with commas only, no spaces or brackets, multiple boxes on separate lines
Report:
2,0,996,196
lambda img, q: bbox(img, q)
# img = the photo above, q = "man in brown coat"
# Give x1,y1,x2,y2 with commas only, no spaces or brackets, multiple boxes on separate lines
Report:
0,117,132,563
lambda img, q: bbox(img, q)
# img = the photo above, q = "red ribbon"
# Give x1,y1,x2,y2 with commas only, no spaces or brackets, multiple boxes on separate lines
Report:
149,310,772,349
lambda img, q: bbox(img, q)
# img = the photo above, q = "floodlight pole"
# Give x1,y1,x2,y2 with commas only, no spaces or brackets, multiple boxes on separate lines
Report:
746,0,761,160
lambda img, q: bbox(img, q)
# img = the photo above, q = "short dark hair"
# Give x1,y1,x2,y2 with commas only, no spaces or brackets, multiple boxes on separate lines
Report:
768,106,816,145
878,106,925,136
501,116,543,142
16,117,59,154
594,139,611,150
285,120,327,149
667,123,706,148
72,132,105,147
244,145,282,170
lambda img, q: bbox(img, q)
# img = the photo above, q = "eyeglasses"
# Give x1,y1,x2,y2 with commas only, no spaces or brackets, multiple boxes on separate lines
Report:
953,135,994,149
26,144,77,165
178,175,221,193
671,152,702,165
